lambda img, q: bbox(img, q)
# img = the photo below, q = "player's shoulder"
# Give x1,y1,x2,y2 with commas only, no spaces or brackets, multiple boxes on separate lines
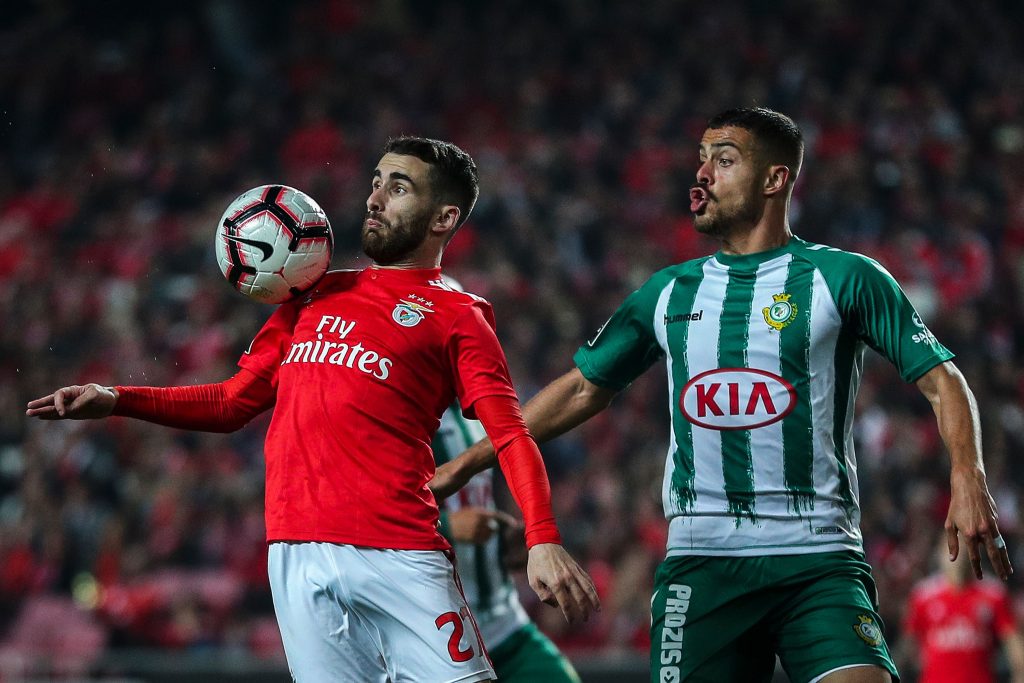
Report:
317,269,361,290
644,257,713,289
788,238,899,290
422,276,495,321
606,258,712,312
789,237,888,274
273,270,358,311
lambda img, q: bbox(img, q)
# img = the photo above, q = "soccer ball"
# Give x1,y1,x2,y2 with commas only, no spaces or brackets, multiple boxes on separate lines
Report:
215,185,334,304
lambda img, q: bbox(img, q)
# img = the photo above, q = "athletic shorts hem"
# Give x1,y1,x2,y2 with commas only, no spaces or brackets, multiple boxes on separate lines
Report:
803,656,898,683
442,669,495,683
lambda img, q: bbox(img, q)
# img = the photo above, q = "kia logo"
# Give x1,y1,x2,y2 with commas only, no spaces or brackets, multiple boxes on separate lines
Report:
680,368,797,430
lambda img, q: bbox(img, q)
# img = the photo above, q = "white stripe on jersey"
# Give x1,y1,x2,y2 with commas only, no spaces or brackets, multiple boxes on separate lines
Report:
844,348,868,526
687,259,728,513
653,279,680,515
743,254,791,514
807,268,847,512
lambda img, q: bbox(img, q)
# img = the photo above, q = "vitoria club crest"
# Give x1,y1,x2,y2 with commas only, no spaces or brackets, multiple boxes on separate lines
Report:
853,615,883,646
392,299,434,327
763,293,798,331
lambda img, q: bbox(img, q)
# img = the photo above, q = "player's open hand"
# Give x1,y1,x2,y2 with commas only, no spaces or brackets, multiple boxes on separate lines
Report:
526,543,601,624
946,466,1013,581
26,384,118,421
448,508,520,544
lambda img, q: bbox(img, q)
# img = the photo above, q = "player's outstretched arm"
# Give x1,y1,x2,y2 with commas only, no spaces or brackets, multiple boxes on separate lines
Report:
26,384,117,420
27,370,275,433
917,361,1012,580
430,369,616,499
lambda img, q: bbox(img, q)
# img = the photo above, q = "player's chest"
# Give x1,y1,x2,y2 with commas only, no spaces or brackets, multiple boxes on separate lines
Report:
288,290,450,368
661,268,840,360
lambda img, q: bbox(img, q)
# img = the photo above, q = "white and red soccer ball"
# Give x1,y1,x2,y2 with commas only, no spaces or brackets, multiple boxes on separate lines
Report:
215,185,333,304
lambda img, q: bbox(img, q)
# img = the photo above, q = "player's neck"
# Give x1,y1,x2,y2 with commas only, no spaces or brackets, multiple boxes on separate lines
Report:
371,259,440,271
718,220,793,256
371,243,443,271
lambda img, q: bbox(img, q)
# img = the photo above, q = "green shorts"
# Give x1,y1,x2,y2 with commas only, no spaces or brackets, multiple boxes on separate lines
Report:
489,622,581,683
650,551,898,683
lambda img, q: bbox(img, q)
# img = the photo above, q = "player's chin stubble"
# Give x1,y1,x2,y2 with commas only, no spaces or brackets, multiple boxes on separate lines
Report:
694,197,760,237
362,211,432,264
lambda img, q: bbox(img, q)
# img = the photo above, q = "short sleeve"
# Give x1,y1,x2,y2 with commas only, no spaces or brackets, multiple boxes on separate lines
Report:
573,279,665,391
446,302,518,417
840,256,954,383
238,303,300,385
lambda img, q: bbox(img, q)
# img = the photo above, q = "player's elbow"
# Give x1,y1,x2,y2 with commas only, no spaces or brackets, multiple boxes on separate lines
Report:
573,372,617,414
217,407,264,432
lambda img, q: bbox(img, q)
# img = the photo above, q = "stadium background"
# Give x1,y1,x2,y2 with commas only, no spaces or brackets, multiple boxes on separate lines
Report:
2,0,1024,680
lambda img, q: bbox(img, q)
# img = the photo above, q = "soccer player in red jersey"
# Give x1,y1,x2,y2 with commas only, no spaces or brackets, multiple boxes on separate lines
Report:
904,539,1024,683
26,137,600,682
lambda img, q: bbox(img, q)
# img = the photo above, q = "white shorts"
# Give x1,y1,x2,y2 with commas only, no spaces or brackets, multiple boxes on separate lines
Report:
268,541,495,683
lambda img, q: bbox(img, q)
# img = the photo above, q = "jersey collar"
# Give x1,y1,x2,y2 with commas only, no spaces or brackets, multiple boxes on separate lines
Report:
364,266,443,283
713,239,801,270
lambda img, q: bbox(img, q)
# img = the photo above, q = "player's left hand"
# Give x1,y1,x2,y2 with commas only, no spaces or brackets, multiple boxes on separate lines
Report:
526,543,601,624
946,466,1013,581
447,508,519,544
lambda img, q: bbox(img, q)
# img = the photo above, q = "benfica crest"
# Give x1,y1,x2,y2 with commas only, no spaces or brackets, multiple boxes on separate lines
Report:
763,293,798,331
392,299,434,327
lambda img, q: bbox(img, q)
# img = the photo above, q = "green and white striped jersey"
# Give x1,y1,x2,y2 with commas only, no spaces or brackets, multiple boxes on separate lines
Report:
574,237,954,557
433,404,529,648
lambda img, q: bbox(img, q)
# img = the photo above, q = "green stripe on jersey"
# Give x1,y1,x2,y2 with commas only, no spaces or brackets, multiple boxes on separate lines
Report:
780,258,815,512
718,268,757,521
830,333,860,515
663,279,700,512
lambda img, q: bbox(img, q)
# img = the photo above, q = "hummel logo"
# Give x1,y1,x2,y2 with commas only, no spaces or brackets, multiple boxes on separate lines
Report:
664,310,703,324
223,234,275,262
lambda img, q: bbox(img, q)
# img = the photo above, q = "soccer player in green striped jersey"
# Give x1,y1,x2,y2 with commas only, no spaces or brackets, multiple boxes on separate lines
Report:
433,403,582,683
433,107,1012,683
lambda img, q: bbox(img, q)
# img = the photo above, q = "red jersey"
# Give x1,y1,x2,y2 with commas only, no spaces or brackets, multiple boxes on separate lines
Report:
238,267,518,550
904,575,1017,683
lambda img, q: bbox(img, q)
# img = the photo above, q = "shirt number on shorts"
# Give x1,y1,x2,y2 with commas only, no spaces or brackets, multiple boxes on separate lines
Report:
435,607,474,662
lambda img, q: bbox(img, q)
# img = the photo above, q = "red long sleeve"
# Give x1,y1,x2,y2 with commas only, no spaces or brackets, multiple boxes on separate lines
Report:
474,395,562,547
112,369,275,432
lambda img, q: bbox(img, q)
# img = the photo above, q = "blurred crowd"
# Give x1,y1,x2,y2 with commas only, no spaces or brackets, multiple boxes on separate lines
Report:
3,0,1024,678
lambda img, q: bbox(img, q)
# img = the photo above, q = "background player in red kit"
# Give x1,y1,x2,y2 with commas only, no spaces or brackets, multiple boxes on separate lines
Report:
26,136,600,682
903,537,1024,683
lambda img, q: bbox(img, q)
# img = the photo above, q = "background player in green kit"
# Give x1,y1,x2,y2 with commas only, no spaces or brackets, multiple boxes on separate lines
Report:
433,401,582,682
432,107,1013,683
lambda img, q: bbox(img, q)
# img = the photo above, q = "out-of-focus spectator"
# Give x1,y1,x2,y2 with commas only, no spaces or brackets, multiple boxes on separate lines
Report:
902,537,1024,683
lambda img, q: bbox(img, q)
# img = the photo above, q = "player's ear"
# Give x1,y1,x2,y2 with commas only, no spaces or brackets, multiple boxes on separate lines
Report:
764,165,791,197
432,204,460,237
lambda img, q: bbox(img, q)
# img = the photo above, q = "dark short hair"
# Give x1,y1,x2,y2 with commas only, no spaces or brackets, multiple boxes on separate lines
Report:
384,136,479,228
708,107,804,183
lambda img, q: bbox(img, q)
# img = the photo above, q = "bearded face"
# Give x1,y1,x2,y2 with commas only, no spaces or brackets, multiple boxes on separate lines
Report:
361,203,434,264
692,178,762,237
692,126,767,238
